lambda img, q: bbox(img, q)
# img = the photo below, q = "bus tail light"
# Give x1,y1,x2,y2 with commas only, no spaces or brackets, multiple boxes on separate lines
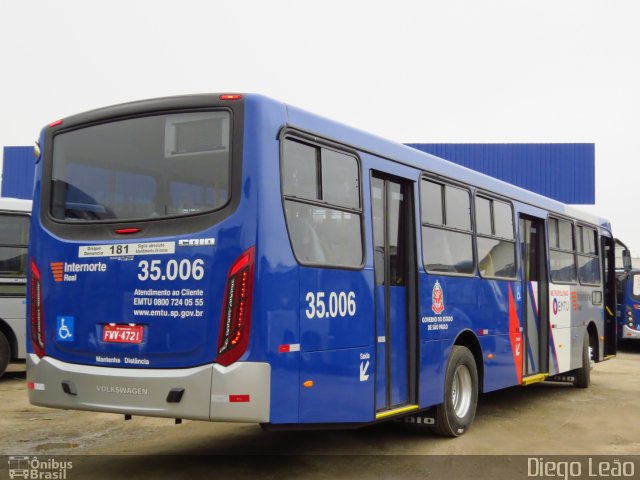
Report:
216,247,255,366
30,259,45,358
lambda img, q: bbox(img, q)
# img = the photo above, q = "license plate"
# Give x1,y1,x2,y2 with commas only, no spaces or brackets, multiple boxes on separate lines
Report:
102,325,144,344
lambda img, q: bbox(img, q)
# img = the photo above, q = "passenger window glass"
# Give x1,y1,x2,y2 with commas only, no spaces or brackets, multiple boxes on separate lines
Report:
578,256,600,285
423,227,474,274
321,149,359,209
282,138,363,268
475,197,492,236
282,140,317,200
445,186,471,231
477,237,516,278
548,218,558,249
558,220,574,251
420,180,443,226
284,201,362,267
550,250,577,283
493,201,514,239
581,227,597,255
0,215,29,245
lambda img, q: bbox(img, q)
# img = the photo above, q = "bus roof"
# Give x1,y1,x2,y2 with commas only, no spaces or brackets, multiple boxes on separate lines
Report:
40,93,610,231
276,96,610,231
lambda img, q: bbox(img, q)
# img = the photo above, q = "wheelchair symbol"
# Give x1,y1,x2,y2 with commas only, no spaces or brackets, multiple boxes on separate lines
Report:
56,316,74,342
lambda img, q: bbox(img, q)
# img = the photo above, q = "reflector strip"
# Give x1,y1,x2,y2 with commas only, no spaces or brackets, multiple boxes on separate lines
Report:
478,329,489,335
278,343,300,353
27,382,45,391
377,336,386,343
229,395,250,403
211,394,251,403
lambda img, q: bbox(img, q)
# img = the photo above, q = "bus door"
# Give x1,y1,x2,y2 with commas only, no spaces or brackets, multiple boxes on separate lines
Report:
371,173,417,413
601,235,617,357
519,215,549,377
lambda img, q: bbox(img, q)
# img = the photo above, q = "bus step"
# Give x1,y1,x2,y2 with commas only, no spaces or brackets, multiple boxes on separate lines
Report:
521,373,549,386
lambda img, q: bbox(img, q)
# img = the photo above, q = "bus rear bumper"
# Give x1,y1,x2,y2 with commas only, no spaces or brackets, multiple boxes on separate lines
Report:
27,354,271,423
622,324,640,340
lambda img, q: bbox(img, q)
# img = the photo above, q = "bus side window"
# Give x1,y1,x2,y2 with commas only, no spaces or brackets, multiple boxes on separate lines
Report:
576,225,600,286
549,218,577,283
475,197,516,279
421,180,474,275
281,138,363,268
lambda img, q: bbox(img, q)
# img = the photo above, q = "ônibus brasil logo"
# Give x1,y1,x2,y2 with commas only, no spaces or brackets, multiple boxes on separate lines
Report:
431,280,445,314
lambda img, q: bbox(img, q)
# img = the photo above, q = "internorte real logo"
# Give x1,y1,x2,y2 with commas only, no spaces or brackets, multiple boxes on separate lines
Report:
50,261,107,282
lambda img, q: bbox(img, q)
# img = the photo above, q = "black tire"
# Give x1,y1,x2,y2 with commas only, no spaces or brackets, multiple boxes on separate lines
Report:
430,346,478,437
574,333,592,388
0,330,10,379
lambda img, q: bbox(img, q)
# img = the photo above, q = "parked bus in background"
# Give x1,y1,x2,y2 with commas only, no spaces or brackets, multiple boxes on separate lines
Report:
27,94,618,436
614,240,640,342
0,198,31,377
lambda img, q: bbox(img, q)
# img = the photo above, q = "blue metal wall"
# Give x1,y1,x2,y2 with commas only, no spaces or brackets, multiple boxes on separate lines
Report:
1,143,595,204
406,143,595,204
2,146,35,200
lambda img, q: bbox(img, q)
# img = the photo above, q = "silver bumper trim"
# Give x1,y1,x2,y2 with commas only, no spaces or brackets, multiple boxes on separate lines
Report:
27,354,271,422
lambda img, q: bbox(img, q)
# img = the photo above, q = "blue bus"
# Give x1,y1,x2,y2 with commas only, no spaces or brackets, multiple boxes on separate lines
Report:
27,94,617,436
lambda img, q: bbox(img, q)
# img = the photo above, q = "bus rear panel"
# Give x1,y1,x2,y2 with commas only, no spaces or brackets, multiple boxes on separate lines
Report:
28,95,271,422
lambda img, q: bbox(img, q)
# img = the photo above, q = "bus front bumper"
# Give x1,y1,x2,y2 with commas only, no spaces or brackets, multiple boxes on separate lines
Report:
27,354,271,422
622,324,640,340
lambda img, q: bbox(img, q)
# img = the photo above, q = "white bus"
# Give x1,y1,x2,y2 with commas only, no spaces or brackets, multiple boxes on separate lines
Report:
0,198,31,377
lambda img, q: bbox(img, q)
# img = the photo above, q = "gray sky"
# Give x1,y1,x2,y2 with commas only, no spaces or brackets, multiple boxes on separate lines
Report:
2,1,639,252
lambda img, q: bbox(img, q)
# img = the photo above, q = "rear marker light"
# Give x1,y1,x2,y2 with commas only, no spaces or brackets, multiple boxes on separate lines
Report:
219,94,242,101
216,247,256,366
115,228,140,234
49,119,63,127
278,343,300,353
30,259,45,358
229,395,250,403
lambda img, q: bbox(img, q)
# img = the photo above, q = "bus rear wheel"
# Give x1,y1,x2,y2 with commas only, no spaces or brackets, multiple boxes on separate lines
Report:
574,333,592,388
431,345,478,437
0,330,10,378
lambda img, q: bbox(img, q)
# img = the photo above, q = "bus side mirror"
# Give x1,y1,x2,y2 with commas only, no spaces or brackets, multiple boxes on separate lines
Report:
623,249,632,271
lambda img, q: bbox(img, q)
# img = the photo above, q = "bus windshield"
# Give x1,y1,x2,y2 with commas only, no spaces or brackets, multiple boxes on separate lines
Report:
631,273,640,301
50,111,231,222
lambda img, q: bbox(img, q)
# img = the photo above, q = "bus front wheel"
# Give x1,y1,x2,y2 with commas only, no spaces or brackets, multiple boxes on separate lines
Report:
431,345,478,437
0,330,10,378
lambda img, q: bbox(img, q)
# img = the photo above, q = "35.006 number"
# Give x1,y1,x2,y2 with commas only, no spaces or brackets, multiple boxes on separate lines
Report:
137,259,205,281
305,291,356,319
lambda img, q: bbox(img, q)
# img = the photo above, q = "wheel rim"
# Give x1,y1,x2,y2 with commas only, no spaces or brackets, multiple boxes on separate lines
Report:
451,364,473,418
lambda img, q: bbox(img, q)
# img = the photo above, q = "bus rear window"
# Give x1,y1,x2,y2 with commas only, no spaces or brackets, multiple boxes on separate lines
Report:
50,111,231,222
